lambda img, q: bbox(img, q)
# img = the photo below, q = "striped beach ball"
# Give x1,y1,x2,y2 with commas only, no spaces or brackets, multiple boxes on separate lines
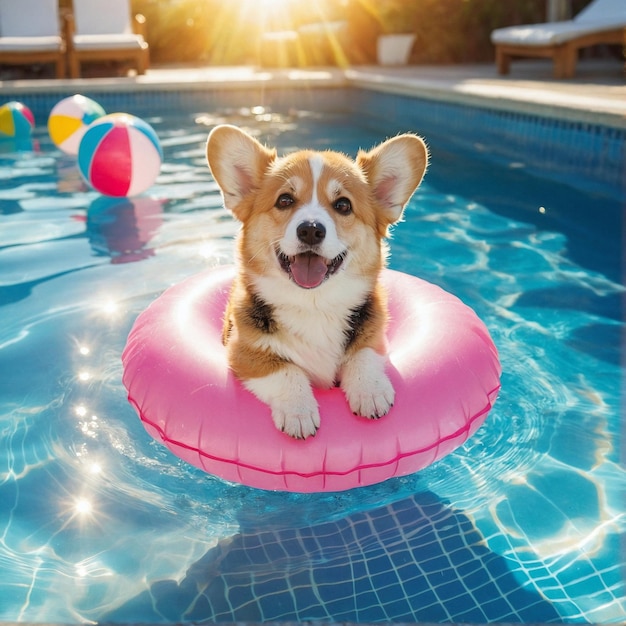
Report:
48,94,105,155
0,101,35,139
77,113,163,197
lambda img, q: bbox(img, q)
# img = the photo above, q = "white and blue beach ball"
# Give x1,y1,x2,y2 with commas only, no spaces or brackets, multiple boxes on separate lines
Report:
48,94,106,155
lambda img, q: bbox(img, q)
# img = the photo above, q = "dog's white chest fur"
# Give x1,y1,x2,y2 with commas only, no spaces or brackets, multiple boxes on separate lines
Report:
252,274,369,388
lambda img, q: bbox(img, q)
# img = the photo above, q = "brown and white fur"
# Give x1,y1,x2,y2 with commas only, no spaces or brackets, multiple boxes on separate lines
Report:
206,125,428,439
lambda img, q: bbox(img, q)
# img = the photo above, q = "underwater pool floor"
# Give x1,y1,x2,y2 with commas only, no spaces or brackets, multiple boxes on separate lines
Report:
0,82,624,624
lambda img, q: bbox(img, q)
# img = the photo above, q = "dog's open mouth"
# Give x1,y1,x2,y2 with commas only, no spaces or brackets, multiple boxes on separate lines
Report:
277,250,346,289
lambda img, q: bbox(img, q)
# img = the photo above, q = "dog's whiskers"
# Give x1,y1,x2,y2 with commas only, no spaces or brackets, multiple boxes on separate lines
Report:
246,240,280,267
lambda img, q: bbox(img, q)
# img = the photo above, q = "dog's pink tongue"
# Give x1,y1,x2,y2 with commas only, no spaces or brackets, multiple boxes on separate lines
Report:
290,253,328,289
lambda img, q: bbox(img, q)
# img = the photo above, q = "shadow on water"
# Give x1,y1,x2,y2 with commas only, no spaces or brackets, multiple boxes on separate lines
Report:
105,491,561,624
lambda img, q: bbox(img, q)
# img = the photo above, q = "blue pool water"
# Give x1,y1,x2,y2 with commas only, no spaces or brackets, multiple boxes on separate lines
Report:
0,88,624,623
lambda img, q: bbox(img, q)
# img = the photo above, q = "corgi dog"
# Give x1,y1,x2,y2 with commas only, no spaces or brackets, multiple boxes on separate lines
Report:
206,125,428,439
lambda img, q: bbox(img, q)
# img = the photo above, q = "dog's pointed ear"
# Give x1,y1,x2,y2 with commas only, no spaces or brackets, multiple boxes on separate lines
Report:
206,125,276,219
357,134,428,226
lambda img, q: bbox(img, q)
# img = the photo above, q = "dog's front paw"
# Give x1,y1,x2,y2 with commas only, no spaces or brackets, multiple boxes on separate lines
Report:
243,366,320,439
345,375,395,419
272,404,320,439
341,348,395,419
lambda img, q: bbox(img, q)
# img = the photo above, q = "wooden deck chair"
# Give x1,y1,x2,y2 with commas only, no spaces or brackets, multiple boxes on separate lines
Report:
66,0,149,79
491,0,626,78
0,0,66,78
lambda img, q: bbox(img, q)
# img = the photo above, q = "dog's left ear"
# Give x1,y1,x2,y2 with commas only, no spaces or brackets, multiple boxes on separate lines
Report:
206,124,276,220
357,134,428,225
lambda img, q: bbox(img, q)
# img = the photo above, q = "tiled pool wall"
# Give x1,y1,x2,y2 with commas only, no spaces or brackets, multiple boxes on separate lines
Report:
17,85,625,199
350,89,625,200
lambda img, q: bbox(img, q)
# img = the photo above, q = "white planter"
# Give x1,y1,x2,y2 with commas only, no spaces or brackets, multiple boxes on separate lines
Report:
376,34,416,66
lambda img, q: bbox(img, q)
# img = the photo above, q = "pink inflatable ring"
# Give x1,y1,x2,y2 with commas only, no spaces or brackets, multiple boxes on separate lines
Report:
122,266,501,492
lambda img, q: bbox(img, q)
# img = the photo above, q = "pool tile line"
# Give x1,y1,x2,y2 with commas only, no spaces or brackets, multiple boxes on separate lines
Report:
345,68,626,130
1,62,624,129
351,89,625,199
0,623,600,626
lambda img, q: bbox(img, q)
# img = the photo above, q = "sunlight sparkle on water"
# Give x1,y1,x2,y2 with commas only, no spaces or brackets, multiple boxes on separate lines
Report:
74,498,92,516
102,299,118,315
198,242,218,259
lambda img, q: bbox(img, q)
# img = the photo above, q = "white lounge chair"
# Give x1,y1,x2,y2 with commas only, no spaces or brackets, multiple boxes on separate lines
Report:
0,0,66,78
66,0,149,79
491,0,626,78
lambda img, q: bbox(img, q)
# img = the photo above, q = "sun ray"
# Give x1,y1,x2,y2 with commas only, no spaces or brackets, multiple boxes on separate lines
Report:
203,0,350,67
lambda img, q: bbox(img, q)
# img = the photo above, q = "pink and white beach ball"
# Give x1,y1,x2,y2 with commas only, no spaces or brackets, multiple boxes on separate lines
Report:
77,113,162,197
48,94,105,155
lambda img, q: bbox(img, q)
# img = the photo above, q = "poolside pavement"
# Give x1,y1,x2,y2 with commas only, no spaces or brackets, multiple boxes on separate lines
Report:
1,58,624,128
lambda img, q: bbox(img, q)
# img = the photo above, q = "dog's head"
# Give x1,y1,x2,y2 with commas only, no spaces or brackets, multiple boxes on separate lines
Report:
206,125,428,291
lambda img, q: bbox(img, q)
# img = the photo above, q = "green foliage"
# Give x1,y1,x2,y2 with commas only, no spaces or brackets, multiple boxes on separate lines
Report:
131,0,257,64
376,0,420,34
343,0,549,64
129,0,346,65
414,0,546,63
351,0,545,63
128,0,595,66
408,0,601,63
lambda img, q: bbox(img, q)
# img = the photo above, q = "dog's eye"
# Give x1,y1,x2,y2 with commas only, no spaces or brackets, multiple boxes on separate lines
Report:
333,197,352,215
275,193,295,209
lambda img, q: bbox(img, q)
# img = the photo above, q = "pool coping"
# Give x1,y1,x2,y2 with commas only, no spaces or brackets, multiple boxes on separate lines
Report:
1,62,625,130
346,67,626,129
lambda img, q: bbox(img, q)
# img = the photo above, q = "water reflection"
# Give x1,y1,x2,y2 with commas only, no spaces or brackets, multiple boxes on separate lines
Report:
0,137,35,154
86,196,164,264
55,154,88,193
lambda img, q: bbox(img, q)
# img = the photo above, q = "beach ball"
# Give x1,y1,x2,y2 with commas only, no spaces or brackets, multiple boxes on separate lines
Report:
48,94,105,155
0,101,35,139
77,113,163,197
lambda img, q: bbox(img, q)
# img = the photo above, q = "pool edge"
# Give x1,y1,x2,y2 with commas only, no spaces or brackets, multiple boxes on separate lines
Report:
1,65,624,130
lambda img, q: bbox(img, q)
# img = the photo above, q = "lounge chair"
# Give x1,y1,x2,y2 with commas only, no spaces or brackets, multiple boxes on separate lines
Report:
491,0,626,78
66,0,149,79
0,0,66,78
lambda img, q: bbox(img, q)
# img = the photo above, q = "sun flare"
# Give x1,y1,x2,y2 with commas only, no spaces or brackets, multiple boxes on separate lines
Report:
201,0,350,66
238,0,318,31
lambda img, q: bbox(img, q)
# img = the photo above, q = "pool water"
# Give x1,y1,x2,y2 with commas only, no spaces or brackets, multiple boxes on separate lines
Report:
0,91,624,623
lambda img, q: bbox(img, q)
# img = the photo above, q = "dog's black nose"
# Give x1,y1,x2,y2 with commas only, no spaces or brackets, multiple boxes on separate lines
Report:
297,220,326,246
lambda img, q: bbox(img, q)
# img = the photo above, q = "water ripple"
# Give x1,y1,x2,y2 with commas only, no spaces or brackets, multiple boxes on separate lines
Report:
0,106,623,622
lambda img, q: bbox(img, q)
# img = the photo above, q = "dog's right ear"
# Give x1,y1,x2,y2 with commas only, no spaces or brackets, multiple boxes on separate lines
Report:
206,125,276,220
